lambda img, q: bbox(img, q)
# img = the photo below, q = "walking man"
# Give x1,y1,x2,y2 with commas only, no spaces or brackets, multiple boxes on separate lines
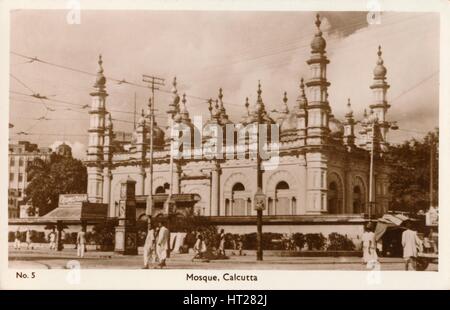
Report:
156,221,170,268
402,220,422,271
14,228,21,250
49,228,57,251
25,229,32,250
77,227,86,258
218,229,226,257
142,222,157,269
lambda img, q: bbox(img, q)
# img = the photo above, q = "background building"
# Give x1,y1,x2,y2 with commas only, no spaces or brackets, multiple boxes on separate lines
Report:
8,141,52,218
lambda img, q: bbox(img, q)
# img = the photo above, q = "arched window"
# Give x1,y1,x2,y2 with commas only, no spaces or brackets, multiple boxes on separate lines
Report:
274,181,291,215
328,181,338,214
353,186,362,214
231,183,246,216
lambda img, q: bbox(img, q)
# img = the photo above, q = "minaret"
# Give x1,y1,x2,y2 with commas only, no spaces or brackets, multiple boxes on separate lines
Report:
87,55,107,203
305,14,331,146
343,98,356,147
103,113,113,211
295,77,308,144
305,15,330,214
370,45,391,148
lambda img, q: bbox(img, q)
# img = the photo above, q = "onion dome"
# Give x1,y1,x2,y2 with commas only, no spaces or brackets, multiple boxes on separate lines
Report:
373,46,387,80
94,55,106,89
295,78,308,115
276,91,290,125
56,142,72,158
150,121,165,148
138,109,146,126
167,77,180,117
240,97,250,124
329,114,344,137
345,98,353,118
247,81,275,124
217,88,233,125
180,93,191,124
311,14,326,54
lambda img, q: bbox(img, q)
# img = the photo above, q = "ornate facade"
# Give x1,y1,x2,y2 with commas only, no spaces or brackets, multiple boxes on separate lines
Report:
84,15,394,227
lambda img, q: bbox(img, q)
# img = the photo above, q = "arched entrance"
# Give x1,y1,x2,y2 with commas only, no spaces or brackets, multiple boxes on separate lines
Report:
231,182,246,216
328,172,344,214
274,181,291,215
352,176,366,214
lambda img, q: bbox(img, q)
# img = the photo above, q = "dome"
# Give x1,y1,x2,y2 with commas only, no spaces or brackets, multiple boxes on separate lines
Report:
56,142,72,158
373,63,387,79
311,14,326,54
373,46,387,79
329,116,344,137
280,113,298,133
311,34,326,54
94,55,106,88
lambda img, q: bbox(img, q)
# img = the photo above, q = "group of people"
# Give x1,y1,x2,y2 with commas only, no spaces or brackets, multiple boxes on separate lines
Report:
191,228,227,261
142,221,170,269
13,228,33,250
361,220,427,271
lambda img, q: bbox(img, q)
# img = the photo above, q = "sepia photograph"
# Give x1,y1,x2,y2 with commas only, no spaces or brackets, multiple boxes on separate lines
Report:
1,0,447,291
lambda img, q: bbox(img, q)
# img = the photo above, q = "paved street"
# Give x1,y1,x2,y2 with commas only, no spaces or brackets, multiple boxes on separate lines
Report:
8,247,437,271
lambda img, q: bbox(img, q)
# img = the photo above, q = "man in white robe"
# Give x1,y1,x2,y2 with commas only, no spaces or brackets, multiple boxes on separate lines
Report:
402,221,422,271
156,221,170,268
142,223,156,269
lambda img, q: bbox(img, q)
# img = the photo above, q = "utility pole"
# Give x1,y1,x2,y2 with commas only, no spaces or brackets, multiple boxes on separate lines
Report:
430,136,435,208
142,75,165,229
133,92,137,130
368,120,376,221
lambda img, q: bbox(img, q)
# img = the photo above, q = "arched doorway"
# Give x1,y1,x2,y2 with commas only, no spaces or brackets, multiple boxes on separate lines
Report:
231,182,246,216
274,181,291,215
327,173,344,214
353,186,362,214
328,182,338,214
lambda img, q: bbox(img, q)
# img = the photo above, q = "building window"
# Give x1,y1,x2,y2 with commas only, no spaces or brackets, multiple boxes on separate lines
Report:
19,158,24,166
10,157,14,166
9,173,14,182
18,173,23,183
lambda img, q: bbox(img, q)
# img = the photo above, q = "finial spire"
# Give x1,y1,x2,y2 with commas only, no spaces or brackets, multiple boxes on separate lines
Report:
208,98,213,116
345,98,353,118
257,80,262,98
245,97,249,114
172,76,178,94
377,45,382,57
218,88,223,100
283,91,288,104
98,54,104,73
315,13,321,29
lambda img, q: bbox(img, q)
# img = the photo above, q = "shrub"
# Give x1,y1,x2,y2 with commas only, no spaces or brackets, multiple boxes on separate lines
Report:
292,233,306,250
304,233,326,250
327,233,355,251
92,221,116,250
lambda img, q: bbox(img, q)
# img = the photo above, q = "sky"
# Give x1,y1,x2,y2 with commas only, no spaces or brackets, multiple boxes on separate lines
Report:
9,10,439,159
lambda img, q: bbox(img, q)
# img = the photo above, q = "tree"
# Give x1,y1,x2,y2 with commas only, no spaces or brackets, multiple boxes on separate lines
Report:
386,129,438,215
25,153,87,216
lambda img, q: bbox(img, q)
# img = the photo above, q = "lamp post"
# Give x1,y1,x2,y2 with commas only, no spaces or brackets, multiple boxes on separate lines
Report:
366,113,398,220
253,86,265,261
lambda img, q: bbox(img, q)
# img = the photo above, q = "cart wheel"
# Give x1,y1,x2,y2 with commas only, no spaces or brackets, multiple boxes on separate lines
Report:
415,258,429,271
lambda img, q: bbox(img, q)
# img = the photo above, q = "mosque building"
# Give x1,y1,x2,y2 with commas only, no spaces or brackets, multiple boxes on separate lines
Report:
84,15,395,235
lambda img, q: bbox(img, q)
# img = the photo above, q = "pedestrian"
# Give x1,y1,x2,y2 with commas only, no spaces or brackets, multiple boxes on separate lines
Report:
218,229,226,257
77,227,86,258
192,234,207,261
236,235,243,256
142,222,157,269
156,221,169,268
362,223,377,264
14,228,21,250
402,220,422,271
25,229,33,250
49,228,57,251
